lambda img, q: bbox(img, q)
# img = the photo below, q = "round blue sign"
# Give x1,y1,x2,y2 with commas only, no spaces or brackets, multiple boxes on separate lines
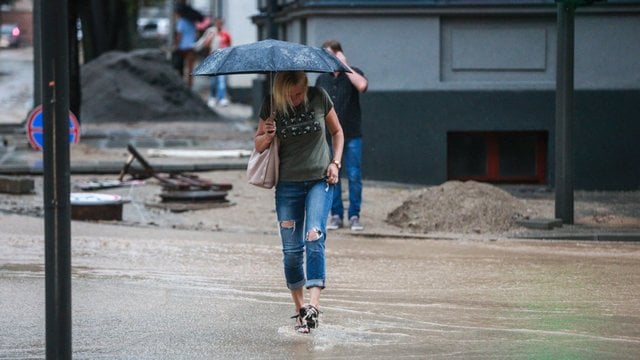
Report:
26,105,80,151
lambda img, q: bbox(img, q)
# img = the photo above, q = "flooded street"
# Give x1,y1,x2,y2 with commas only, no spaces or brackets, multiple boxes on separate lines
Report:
2,213,640,359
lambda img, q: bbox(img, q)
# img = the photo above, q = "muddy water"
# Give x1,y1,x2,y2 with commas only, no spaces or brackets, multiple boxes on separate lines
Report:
2,214,640,358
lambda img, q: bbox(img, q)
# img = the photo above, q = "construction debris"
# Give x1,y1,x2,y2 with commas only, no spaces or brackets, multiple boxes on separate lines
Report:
121,144,232,193
70,192,131,221
0,176,34,195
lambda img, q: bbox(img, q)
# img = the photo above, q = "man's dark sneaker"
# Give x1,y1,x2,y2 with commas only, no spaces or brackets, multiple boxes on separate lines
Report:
327,215,343,230
302,304,320,329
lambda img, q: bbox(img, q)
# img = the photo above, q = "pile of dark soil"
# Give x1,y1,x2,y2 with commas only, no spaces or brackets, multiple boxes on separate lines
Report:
386,180,528,234
81,49,214,123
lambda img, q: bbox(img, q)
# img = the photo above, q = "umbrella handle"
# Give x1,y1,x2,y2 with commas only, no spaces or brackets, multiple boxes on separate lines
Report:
269,72,274,114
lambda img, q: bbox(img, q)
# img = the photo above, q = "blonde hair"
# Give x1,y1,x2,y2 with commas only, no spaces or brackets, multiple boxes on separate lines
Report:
271,71,308,117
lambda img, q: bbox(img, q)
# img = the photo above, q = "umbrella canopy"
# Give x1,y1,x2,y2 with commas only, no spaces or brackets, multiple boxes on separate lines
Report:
175,4,204,23
192,39,350,76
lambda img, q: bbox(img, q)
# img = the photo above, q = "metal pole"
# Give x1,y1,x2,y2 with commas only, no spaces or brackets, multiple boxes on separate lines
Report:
555,2,575,224
42,0,72,357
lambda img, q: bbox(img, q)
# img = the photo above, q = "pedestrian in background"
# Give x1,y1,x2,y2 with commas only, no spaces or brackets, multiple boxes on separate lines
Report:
194,20,217,103
173,4,198,89
316,40,368,231
196,17,232,107
254,71,344,333
210,17,232,107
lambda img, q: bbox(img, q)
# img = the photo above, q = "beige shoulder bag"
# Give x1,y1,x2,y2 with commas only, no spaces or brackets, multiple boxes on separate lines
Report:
246,137,279,189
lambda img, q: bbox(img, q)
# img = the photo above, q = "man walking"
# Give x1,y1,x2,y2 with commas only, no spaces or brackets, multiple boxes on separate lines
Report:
316,40,368,231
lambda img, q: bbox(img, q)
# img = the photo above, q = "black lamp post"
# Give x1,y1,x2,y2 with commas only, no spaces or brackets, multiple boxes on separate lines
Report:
40,0,73,358
554,0,606,224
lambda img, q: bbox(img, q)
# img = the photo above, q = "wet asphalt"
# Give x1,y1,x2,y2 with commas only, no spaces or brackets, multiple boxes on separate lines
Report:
2,214,640,359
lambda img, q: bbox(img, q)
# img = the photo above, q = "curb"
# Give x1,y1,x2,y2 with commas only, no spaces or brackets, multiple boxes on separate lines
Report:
514,233,640,242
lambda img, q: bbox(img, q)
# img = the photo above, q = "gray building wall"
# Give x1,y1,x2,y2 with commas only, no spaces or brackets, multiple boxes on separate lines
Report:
255,1,640,190
306,12,640,91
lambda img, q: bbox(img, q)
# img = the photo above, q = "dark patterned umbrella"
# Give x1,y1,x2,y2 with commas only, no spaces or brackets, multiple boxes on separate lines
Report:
175,4,204,22
192,39,350,76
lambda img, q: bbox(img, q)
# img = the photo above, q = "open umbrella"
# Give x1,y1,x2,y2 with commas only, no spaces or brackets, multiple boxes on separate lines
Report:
175,4,204,23
192,39,350,76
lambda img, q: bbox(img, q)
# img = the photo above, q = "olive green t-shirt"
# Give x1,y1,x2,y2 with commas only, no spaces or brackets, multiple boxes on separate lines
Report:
259,87,334,182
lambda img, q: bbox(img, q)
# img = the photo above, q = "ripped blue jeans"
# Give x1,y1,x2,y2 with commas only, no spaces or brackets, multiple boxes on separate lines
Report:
275,179,333,290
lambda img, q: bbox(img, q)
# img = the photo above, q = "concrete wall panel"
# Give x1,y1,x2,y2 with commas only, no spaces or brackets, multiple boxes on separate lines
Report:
575,15,640,89
450,28,547,71
307,16,440,91
306,13,640,91
444,20,552,83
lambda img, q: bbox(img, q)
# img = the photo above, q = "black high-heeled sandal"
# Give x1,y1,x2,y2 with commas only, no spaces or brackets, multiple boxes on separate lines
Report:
302,304,320,329
291,310,310,334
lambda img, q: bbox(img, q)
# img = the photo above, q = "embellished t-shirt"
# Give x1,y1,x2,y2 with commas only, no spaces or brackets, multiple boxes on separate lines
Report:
259,87,334,182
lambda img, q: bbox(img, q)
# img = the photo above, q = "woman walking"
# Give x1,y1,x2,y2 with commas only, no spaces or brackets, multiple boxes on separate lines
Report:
253,71,344,333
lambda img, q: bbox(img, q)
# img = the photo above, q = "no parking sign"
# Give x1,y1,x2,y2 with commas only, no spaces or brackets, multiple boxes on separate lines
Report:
26,105,80,151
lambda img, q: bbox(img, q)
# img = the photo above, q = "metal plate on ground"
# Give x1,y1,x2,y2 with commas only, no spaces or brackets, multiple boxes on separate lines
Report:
76,179,146,191
70,193,131,205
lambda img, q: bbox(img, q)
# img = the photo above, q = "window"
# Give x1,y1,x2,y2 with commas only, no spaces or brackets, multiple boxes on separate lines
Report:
447,131,547,183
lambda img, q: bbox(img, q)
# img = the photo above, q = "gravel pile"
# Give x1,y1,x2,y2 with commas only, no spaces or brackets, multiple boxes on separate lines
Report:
81,49,214,123
387,180,528,234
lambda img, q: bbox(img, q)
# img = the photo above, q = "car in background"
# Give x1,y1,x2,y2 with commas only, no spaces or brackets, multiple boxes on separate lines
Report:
137,7,170,39
0,23,21,48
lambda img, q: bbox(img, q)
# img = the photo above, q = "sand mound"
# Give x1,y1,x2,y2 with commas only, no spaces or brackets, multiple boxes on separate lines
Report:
386,181,528,234
81,49,214,123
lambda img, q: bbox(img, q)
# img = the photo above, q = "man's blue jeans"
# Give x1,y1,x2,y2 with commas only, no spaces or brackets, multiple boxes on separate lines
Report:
332,137,362,220
276,179,333,290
